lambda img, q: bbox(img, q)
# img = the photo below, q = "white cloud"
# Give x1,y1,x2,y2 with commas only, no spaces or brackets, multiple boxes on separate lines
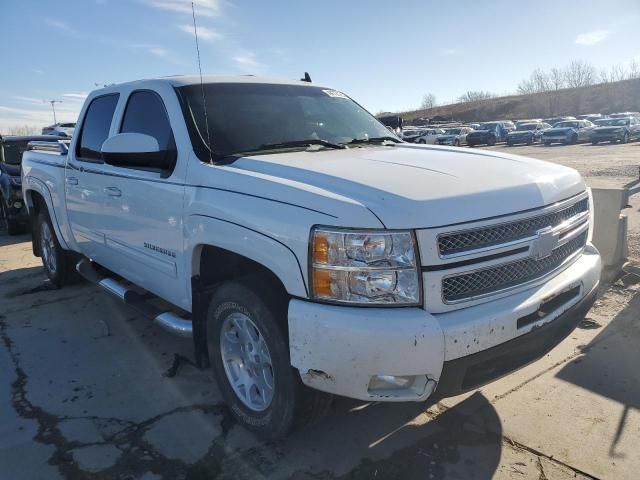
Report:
0,105,79,132
32,69,44,75
142,0,221,17
438,48,459,56
12,96,44,105
575,29,609,46
131,43,169,57
63,92,89,101
233,51,262,69
178,23,222,41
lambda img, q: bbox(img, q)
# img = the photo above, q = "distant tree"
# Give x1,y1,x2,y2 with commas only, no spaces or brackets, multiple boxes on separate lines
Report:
517,78,536,95
420,93,437,113
457,90,494,103
549,67,566,91
564,60,597,88
628,59,640,79
2,125,39,136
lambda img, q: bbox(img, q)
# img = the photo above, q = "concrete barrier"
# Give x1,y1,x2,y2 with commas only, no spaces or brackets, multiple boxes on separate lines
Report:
590,187,629,283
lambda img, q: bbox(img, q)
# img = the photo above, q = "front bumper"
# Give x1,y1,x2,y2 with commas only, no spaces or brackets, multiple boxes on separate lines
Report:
591,132,623,142
4,188,28,223
544,135,570,143
288,245,600,402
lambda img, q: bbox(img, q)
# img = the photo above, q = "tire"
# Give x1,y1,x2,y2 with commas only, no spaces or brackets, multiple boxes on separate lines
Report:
454,139,460,147
488,137,496,146
0,197,22,236
570,134,578,144
592,140,598,145
621,132,629,144
544,141,551,146
37,210,78,286
506,142,513,147
207,276,332,439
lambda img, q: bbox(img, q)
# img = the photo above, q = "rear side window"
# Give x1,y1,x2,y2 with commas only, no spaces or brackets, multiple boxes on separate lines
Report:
77,94,119,161
120,90,175,151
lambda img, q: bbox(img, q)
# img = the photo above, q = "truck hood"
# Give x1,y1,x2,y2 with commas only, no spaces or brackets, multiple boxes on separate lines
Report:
226,144,585,229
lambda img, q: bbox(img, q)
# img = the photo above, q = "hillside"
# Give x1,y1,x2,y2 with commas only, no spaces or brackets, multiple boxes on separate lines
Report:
398,78,640,124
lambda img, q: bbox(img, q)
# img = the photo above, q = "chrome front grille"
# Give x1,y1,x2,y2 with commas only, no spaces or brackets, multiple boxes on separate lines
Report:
438,198,589,256
442,232,587,302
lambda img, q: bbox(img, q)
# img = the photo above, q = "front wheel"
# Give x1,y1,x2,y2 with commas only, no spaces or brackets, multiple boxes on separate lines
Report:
207,277,331,439
621,132,629,144
570,134,578,144
0,196,22,236
454,139,460,147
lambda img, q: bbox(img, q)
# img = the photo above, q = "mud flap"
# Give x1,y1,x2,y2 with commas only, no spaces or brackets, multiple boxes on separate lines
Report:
191,275,211,369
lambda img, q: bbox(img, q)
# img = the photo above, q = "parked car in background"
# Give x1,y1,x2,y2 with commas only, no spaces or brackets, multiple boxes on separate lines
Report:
542,120,595,145
543,116,576,127
414,128,445,144
576,114,601,121
590,117,640,144
506,122,552,146
401,129,427,143
609,112,640,119
1,135,64,234
466,121,512,146
41,122,76,137
585,114,607,123
515,119,543,127
436,126,473,146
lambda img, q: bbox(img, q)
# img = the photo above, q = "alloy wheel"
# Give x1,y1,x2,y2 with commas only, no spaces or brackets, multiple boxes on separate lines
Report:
220,312,274,412
40,221,57,274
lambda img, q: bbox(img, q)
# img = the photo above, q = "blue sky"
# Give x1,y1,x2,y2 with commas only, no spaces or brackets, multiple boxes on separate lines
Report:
1,0,639,131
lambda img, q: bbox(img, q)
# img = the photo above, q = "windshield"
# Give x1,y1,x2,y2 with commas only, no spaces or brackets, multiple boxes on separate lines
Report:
554,121,579,128
0,140,28,165
478,123,497,130
517,123,538,131
595,119,628,126
177,83,392,157
444,128,461,135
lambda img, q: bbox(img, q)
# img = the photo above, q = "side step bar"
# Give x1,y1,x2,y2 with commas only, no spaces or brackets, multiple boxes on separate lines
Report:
76,258,193,338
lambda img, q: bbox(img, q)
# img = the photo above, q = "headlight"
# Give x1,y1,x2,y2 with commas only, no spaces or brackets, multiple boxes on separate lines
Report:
310,227,420,305
9,177,21,186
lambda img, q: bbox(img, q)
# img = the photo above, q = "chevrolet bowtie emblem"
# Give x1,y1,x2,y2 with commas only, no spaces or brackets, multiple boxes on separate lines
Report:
530,227,558,260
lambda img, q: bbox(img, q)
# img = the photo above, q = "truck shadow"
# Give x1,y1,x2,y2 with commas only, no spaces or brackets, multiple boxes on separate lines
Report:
555,290,640,460
276,392,503,479
0,232,31,248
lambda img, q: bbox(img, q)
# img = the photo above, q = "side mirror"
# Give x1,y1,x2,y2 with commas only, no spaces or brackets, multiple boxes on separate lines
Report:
101,133,176,170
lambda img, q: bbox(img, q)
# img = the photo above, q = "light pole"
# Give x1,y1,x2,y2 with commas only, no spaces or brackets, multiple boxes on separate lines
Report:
45,99,62,124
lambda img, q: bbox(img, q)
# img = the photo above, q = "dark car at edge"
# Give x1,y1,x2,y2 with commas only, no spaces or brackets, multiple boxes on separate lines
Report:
0,135,62,234
590,117,640,144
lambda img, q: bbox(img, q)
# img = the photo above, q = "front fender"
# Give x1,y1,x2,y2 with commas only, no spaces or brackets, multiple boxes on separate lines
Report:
185,214,308,298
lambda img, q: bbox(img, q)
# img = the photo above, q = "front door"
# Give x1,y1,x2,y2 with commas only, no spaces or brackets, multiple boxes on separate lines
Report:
98,90,186,308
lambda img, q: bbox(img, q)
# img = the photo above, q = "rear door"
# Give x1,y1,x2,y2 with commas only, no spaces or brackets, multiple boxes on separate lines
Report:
66,93,119,261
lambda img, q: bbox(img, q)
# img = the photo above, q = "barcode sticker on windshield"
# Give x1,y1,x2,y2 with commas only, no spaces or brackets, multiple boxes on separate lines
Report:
322,89,348,99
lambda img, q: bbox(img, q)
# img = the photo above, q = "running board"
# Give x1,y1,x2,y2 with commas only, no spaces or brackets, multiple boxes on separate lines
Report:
76,258,193,338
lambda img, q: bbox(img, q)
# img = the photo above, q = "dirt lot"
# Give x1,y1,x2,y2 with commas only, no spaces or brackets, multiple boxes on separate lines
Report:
1,142,639,479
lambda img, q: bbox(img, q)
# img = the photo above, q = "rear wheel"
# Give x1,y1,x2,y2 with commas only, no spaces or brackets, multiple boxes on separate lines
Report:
570,134,578,144
207,277,332,439
37,210,78,286
488,137,496,146
621,132,629,144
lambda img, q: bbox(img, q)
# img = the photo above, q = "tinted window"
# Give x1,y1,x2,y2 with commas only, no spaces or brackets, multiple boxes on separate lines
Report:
77,94,119,161
120,90,175,151
1,140,29,165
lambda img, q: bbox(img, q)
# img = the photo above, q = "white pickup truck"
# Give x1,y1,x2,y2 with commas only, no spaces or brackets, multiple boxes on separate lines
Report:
22,75,601,438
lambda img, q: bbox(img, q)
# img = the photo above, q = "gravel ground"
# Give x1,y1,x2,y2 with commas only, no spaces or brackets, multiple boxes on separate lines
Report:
1,141,639,479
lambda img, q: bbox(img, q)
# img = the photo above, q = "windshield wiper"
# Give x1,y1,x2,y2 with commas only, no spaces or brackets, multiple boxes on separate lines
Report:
253,139,347,152
346,136,402,145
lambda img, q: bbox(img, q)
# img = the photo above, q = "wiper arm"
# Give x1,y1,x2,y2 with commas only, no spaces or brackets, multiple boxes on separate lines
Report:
346,136,402,145
255,139,347,151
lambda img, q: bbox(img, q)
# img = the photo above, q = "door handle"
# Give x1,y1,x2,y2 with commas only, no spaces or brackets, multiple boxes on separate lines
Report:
66,177,79,185
104,186,122,197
